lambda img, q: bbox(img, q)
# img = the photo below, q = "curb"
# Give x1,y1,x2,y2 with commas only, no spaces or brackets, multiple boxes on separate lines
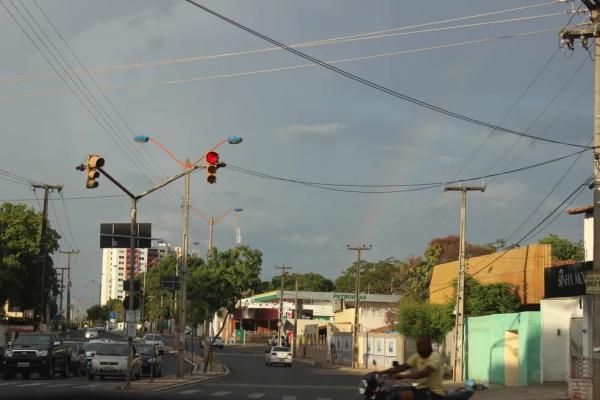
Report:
150,360,230,392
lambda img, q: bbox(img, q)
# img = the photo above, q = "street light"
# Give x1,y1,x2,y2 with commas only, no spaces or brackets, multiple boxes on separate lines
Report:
190,207,244,255
134,134,242,378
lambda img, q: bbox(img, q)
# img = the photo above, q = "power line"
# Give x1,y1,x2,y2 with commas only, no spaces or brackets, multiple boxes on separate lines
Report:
0,194,127,201
59,191,79,250
184,0,590,149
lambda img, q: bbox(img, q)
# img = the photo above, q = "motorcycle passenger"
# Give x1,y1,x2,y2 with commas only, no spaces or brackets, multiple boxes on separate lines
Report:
377,337,445,400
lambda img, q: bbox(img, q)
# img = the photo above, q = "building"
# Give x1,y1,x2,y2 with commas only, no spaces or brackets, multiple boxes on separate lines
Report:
100,245,173,304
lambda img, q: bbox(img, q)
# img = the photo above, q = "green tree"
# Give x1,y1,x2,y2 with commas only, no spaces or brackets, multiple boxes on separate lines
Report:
396,300,454,343
0,203,60,318
539,233,584,262
396,256,433,301
335,258,402,294
463,276,521,316
271,272,335,292
104,298,125,321
86,304,109,322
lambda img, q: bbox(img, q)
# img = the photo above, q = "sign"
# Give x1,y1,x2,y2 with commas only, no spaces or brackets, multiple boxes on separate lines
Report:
586,272,600,295
100,223,152,248
122,295,140,310
332,293,367,301
544,261,592,298
109,311,117,320
160,276,181,291
235,329,245,344
125,310,141,323
126,322,136,338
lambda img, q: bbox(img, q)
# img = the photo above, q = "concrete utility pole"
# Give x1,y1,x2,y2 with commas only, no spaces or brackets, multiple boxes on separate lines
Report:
177,159,192,379
347,244,372,369
293,279,299,356
275,265,292,346
208,217,214,256
444,183,485,382
32,183,63,327
56,267,66,318
560,6,600,398
60,249,79,325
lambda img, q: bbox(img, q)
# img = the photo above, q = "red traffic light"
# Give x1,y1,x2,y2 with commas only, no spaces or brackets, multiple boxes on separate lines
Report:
206,151,219,165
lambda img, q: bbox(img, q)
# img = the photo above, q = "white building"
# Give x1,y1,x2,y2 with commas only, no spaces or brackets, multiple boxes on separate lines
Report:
100,245,174,305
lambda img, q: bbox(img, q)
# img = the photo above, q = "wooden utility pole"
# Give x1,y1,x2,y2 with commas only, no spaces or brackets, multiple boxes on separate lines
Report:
32,183,62,327
445,183,485,382
560,5,600,398
275,265,292,347
60,250,79,325
347,244,372,369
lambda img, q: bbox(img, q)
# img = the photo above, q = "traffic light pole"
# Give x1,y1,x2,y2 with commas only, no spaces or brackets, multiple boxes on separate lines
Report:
177,160,191,378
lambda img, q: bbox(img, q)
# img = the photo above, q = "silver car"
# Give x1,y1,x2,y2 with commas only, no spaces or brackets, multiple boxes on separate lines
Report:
142,334,164,355
88,343,141,380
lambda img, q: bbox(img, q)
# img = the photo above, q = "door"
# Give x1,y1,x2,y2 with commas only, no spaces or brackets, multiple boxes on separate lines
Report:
504,330,520,387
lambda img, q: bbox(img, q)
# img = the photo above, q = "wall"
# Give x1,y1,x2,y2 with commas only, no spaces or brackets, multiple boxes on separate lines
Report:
334,305,392,332
430,244,551,305
540,298,583,382
583,214,593,262
466,312,541,386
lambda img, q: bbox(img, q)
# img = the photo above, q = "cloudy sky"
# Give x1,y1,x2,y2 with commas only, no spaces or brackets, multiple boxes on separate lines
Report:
0,0,594,311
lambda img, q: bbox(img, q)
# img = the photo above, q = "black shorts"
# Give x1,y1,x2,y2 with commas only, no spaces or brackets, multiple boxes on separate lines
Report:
413,388,445,400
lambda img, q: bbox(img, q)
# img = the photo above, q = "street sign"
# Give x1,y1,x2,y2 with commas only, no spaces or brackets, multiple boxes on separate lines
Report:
126,322,136,338
109,311,117,320
125,310,141,323
100,223,152,248
160,275,181,291
585,272,600,295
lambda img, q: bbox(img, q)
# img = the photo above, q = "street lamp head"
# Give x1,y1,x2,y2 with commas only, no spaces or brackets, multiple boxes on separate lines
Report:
133,135,150,143
227,136,243,145
234,208,243,212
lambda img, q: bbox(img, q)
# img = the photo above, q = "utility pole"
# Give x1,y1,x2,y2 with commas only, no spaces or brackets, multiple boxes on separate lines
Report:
347,244,372,369
32,183,62,328
560,6,600,398
293,279,298,356
235,213,242,246
208,217,214,256
444,183,485,382
275,265,292,346
57,267,66,319
177,159,191,379
60,250,79,325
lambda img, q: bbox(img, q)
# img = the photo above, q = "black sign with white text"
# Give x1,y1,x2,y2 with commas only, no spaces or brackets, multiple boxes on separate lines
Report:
544,261,592,298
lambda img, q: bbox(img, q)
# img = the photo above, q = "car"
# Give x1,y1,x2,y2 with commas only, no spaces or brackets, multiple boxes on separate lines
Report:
142,334,164,355
88,342,141,381
63,341,87,377
2,332,71,379
265,346,292,367
84,328,98,339
83,341,104,372
88,338,114,344
136,343,162,377
211,336,224,350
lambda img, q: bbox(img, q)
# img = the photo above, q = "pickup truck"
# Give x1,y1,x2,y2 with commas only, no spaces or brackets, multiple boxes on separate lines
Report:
2,332,71,379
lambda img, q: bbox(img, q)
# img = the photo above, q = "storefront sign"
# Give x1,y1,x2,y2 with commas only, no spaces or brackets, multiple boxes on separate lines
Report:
585,272,600,295
544,261,592,298
333,293,367,301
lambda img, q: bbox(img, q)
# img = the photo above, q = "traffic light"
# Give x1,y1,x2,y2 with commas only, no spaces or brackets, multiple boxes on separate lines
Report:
205,151,219,184
86,154,104,189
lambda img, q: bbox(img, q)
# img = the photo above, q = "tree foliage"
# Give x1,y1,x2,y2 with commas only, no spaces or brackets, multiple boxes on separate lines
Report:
396,301,454,343
270,272,335,292
425,235,496,265
86,304,109,322
539,233,584,262
335,258,402,294
462,276,521,316
0,203,60,317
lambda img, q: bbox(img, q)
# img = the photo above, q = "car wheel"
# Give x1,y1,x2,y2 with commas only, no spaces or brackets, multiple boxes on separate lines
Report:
21,371,31,379
73,364,79,377
60,363,69,378
99,375,105,380
2,370,13,380
157,368,162,377
44,362,55,379
88,373,95,381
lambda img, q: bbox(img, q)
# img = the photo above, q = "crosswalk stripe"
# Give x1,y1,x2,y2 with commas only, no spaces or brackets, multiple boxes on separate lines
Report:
281,396,297,400
19,383,46,387
211,391,232,396
247,394,265,399
179,389,202,395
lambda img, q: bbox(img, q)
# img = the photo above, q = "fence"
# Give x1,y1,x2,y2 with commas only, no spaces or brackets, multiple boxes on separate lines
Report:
571,355,595,379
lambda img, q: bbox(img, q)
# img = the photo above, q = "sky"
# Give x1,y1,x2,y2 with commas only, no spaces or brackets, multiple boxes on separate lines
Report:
0,0,595,313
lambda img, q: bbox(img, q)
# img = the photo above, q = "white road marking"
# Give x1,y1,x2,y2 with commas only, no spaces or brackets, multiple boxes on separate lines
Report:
179,389,202,395
74,384,101,389
281,396,297,400
317,398,332,400
0,382,16,386
18,382,46,387
48,383,76,388
211,391,232,396
248,394,265,399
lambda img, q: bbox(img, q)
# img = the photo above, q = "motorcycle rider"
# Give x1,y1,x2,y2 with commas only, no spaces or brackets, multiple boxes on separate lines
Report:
377,336,445,400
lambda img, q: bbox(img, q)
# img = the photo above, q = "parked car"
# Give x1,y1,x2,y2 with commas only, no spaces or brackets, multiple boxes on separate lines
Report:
211,336,224,350
265,346,292,367
84,328,98,340
88,342,141,381
83,342,104,372
136,343,162,377
142,334,164,355
2,332,71,379
63,341,87,377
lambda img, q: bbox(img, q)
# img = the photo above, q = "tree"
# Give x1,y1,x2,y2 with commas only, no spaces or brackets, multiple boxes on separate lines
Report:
86,304,109,322
539,233,584,262
335,258,403,294
104,298,125,321
462,276,520,316
271,272,335,292
396,300,454,344
396,256,432,302
0,203,60,317
425,235,496,265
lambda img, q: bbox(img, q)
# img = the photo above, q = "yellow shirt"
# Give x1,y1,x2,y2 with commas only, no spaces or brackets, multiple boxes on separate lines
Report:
406,352,444,396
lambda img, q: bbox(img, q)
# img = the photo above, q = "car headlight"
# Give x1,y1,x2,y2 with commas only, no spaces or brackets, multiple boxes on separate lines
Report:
4,350,12,357
38,350,48,357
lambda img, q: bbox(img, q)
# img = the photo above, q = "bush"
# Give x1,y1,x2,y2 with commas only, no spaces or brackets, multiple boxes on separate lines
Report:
396,301,454,343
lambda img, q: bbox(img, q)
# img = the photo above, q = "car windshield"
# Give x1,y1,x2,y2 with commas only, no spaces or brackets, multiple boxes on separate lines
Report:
96,344,129,356
83,343,103,352
273,347,289,352
136,344,155,355
14,335,53,345
144,335,161,341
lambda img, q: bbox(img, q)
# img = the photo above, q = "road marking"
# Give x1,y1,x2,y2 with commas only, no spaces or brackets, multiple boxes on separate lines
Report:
248,394,265,399
48,383,76,388
0,382,16,386
211,391,232,396
18,382,46,387
281,396,297,400
179,389,202,395
317,398,332,400
74,384,101,389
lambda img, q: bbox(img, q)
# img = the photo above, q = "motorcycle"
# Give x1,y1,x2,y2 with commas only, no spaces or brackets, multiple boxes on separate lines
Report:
358,369,474,400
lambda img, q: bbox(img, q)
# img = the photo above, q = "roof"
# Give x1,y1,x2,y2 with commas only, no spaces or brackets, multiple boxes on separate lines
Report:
246,291,400,304
369,325,397,333
566,205,593,215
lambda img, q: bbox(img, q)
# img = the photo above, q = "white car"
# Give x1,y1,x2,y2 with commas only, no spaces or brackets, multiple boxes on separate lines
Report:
265,346,292,367
84,328,98,339
143,334,164,354
212,336,224,350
